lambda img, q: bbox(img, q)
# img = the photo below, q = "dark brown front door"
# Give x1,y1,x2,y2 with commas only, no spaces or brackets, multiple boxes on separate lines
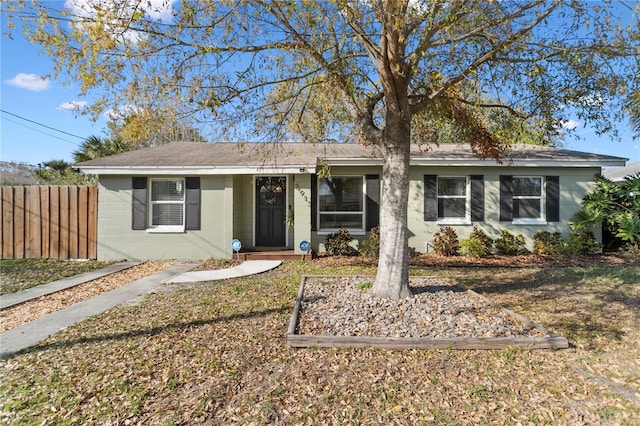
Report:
256,176,286,246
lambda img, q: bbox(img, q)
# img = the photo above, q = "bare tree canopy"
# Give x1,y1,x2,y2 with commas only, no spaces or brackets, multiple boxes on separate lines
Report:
5,1,638,143
6,0,638,298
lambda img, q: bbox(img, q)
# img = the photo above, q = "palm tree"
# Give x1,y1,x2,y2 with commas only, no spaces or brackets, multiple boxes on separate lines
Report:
627,90,640,137
73,135,129,163
572,174,640,251
33,159,94,185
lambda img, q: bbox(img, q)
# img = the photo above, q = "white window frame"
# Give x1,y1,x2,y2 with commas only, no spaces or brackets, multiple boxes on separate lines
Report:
436,176,471,225
317,175,366,234
512,176,546,225
147,178,186,233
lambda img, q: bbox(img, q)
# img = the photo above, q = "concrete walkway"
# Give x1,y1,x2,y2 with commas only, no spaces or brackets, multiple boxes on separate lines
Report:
164,260,282,283
0,260,282,358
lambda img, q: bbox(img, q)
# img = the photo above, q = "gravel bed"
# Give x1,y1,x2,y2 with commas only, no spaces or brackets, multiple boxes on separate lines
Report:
297,276,546,339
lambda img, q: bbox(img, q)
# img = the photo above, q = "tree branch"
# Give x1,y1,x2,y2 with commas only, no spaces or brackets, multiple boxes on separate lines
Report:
409,0,562,115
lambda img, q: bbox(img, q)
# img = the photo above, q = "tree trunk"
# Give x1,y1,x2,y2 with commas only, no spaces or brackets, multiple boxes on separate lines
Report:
371,127,412,300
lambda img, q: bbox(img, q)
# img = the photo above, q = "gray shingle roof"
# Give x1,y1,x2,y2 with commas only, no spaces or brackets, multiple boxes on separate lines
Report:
74,141,626,170
75,142,356,167
602,161,640,182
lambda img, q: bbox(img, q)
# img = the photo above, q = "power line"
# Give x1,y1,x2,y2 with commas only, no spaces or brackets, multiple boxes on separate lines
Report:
0,109,86,140
2,116,83,147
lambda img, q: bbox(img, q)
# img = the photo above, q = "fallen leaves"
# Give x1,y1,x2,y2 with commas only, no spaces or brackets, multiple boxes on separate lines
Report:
0,256,638,425
0,259,116,294
0,261,176,332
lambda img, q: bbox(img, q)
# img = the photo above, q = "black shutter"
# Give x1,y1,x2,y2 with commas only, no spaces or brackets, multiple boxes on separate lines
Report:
365,174,380,230
185,177,201,230
310,174,317,231
470,175,484,221
546,176,560,222
423,175,437,221
132,177,147,230
499,175,513,221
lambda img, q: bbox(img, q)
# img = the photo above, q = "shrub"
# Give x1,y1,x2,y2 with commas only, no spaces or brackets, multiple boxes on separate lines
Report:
324,228,358,256
564,229,601,255
432,226,460,256
359,226,380,258
459,239,484,258
533,231,564,255
460,226,493,257
572,174,640,251
495,230,526,255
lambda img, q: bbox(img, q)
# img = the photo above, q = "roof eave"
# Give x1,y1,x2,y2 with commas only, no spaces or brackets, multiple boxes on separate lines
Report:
412,159,627,167
325,157,627,168
76,155,626,175
76,165,318,175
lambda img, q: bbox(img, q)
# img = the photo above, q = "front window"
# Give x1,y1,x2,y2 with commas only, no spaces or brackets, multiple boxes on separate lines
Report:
150,178,185,228
513,176,543,219
437,176,468,222
318,176,364,231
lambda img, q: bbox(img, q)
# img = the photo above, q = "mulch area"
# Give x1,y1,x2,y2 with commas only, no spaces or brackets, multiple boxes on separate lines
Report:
312,252,640,269
0,262,177,332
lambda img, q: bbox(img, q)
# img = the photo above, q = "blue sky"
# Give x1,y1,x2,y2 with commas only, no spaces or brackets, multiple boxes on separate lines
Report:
1,19,110,167
1,2,639,167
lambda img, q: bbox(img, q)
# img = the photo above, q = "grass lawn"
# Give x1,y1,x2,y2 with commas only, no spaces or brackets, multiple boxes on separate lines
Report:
1,257,638,424
0,258,116,295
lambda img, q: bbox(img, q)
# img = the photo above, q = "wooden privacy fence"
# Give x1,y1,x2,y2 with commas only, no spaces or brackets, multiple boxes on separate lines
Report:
1,186,98,259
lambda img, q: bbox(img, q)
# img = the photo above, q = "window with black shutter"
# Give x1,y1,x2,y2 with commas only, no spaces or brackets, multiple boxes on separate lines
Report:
424,174,484,224
500,175,559,223
132,176,200,231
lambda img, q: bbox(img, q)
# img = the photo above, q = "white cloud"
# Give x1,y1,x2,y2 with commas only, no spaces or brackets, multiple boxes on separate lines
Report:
104,104,139,121
137,0,178,22
57,101,88,112
65,0,178,24
64,0,178,44
562,119,580,130
6,73,50,91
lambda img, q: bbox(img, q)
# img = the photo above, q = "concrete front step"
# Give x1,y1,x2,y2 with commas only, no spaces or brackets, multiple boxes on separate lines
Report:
236,251,313,261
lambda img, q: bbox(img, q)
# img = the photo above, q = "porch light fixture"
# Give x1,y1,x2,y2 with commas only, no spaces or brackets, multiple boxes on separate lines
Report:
299,167,305,173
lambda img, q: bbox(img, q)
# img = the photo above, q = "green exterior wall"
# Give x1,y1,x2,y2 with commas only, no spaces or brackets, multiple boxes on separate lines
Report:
96,175,233,261
95,165,600,260
406,166,600,253
232,175,253,245
293,174,312,254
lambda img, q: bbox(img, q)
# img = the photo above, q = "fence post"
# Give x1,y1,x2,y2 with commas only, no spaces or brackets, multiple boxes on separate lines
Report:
40,186,50,258
78,186,88,259
88,186,98,259
59,186,69,259
68,186,78,259
2,187,14,258
26,186,41,257
50,186,60,258
13,186,25,258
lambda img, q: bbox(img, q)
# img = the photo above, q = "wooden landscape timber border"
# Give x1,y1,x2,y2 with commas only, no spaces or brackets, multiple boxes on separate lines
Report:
287,276,569,350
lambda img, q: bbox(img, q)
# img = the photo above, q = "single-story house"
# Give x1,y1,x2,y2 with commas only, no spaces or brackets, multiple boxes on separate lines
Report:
602,161,640,184
75,142,626,261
